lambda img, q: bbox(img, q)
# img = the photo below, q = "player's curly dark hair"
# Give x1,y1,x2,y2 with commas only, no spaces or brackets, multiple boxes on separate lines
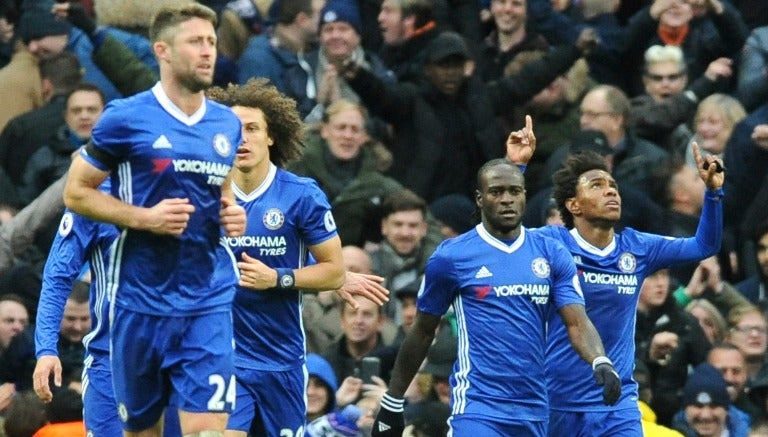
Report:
551,151,609,228
207,78,304,167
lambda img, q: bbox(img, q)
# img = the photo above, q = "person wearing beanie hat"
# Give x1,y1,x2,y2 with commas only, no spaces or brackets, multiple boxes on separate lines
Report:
428,194,475,238
300,0,395,123
14,3,153,103
671,362,751,437
683,363,731,409
17,7,72,46
320,0,361,36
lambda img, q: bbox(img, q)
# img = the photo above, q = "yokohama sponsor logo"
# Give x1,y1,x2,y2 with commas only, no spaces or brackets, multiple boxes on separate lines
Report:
581,272,638,286
172,159,231,177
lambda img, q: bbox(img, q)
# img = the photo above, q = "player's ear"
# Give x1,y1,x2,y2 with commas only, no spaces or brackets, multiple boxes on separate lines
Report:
565,197,579,216
153,41,171,62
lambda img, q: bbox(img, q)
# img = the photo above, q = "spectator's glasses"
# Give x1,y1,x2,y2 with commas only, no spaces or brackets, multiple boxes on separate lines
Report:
731,325,768,335
645,72,686,82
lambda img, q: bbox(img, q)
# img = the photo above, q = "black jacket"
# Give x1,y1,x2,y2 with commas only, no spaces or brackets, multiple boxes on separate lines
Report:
635,296,711,425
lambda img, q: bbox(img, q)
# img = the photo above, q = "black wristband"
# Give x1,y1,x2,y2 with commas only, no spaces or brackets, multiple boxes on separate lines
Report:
275,268,295,289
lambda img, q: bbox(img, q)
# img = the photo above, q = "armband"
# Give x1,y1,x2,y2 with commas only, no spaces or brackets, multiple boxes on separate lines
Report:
275,268,295,289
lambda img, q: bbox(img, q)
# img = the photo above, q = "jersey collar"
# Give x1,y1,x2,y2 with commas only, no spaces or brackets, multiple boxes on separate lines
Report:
232,163,277,201
477,224,526,253
151,83,206,126
569,228,616,256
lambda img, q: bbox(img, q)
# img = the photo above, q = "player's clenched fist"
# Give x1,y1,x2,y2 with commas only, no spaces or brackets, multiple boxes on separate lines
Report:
144,198,195,236
220,197,246,236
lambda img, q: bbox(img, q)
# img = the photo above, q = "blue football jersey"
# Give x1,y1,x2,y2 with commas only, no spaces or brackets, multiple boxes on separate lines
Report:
35,183,119,368
540,190,722,412
82,83,242,315
225,164,338,370
418,225,584,421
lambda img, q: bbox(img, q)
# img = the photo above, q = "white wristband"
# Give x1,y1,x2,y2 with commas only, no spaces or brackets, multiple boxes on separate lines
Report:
380,393,405,413
592,356,613,371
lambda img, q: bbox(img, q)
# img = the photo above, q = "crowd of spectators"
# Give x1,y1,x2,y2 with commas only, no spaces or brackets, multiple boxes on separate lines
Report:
0,0,767,435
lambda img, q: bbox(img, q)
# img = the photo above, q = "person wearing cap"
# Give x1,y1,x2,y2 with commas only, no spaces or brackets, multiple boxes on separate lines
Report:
671,362,751,437
343,29,596,202
507,116,725,434
358,29,488,194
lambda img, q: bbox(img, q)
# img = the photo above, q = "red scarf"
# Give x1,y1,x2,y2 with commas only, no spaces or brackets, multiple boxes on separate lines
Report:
658,23,689,46
411,20,437,39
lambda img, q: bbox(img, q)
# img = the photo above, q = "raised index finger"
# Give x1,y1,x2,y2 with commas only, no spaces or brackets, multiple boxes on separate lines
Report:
691,141,703,166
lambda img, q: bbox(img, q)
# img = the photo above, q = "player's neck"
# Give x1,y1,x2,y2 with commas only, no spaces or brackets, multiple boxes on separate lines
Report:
160,79,205,116
573,221,614,249
233,162,270,194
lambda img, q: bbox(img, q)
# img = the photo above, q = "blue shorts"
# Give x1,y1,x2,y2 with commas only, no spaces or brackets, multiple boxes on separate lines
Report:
548,409,642,437
227,366,306,435
83,357,183,436
110,308,235,431
448,415,546,436
83,365,122,437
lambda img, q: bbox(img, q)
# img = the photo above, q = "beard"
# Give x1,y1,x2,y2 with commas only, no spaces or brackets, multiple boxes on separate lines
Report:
177,68,213,93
